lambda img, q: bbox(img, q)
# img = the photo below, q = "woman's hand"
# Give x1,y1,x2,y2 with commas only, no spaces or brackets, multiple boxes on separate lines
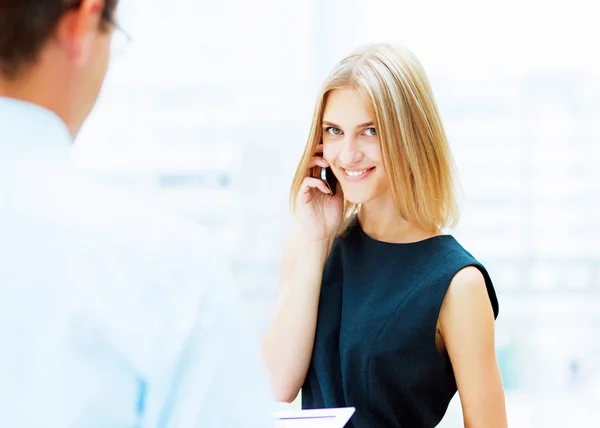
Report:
294,145,344,242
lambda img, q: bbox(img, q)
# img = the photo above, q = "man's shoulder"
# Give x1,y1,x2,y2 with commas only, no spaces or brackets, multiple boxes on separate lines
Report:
2,165,228,292
55,170,217,255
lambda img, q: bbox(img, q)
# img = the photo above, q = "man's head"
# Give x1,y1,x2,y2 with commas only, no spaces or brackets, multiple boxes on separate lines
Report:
0,0,119,137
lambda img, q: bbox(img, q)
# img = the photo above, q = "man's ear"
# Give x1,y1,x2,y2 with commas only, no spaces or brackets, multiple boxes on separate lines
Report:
55,0,106,67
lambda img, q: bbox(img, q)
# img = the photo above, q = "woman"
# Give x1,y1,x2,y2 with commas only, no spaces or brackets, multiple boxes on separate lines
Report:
262,43,507,428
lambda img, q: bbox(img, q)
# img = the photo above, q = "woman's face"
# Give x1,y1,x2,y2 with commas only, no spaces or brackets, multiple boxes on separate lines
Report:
321,88,390,206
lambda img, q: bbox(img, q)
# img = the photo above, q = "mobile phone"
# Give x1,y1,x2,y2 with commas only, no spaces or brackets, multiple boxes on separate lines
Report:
320,167,338,195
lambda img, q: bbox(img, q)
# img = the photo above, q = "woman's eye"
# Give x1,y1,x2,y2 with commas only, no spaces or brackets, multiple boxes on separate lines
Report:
364,127,377,137
325,127,342,136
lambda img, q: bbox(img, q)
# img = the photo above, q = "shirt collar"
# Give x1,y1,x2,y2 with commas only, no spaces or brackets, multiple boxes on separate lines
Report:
0,96,73,163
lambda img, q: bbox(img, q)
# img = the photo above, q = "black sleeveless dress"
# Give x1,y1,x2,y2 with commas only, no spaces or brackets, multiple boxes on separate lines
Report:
302,219,499,427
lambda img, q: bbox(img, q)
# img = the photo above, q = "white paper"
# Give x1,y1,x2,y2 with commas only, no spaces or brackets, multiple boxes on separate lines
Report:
274,407,355,428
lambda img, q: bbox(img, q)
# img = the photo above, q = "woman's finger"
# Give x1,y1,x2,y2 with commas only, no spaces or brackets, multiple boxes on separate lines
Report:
301,176,332,196
308,156,329,169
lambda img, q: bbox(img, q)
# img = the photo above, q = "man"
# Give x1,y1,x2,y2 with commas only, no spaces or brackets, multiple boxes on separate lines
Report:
0,1,274,426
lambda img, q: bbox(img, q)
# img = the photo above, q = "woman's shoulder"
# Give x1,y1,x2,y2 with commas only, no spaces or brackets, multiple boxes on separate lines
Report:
434,235,482,264
438,236,499,319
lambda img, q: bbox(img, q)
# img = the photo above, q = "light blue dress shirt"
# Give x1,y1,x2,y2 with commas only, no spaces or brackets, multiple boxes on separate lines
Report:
0,97,275,427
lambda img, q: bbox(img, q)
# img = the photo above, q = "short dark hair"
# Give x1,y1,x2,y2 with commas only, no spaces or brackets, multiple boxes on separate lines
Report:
0,0,118,79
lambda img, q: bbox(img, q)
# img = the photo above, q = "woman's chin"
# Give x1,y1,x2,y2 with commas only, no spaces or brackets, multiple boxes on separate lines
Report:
342,192,371,205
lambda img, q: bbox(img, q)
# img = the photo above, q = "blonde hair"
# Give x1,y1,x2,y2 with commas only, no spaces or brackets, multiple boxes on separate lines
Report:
290,43,460,234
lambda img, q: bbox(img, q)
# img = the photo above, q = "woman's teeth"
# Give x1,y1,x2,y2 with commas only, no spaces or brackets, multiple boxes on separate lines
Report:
345,169,370,177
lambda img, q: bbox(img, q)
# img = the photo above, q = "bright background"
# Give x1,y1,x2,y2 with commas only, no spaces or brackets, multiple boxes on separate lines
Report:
74,0,600,426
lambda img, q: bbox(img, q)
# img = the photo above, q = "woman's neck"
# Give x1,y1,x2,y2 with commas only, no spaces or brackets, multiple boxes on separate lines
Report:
358,200,440,244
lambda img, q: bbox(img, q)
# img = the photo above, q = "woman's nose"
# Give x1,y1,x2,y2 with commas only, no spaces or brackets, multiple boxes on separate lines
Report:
338,138,364,165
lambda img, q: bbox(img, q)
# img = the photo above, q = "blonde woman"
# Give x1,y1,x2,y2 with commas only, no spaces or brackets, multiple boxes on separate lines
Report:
262,43,508,428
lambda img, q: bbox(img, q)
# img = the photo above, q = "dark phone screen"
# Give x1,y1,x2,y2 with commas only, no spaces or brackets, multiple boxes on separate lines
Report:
321,167,338,195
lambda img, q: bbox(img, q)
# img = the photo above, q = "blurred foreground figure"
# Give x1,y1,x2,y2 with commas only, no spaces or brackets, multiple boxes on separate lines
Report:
0,1,273,426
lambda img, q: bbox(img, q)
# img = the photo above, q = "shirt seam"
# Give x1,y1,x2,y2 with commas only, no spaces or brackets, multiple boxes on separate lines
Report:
365,249,459,428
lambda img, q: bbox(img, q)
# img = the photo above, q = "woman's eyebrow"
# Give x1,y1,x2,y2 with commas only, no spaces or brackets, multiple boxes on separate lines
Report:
322,120,374,128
